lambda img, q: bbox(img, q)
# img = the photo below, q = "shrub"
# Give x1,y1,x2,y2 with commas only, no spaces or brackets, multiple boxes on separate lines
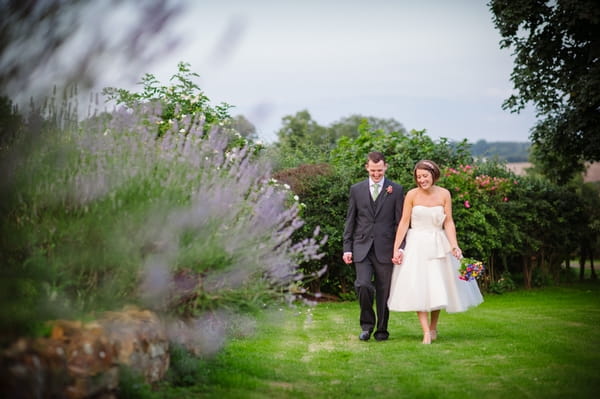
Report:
117,365,160,399
164,343,203,387
439,162,517,261
488,272,517,294
0,76,323,347
274,165,352,296
282,123,591,295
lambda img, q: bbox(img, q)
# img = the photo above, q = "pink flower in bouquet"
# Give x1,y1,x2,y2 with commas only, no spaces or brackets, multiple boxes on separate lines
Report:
464,200,471,208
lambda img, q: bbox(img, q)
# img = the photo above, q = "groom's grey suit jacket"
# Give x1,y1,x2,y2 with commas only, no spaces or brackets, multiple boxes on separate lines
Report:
343,177,404,264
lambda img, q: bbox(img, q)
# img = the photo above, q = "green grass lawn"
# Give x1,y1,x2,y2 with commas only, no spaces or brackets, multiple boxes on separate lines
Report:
157,282,600,399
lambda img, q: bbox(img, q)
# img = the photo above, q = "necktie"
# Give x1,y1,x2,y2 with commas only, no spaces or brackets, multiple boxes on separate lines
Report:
372,183,380,200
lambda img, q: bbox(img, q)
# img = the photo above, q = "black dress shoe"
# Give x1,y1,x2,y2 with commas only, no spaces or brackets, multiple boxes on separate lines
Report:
359,331,371,341
374,331,389,341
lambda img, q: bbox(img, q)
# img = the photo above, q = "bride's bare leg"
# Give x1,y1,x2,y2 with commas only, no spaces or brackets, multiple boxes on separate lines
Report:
429,310,440,340
417,311,431,344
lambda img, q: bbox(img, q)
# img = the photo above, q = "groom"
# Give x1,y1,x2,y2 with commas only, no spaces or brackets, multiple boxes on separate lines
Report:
342,151,404,341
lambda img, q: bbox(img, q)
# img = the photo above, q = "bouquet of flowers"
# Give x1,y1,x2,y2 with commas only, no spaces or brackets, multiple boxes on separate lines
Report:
458,257,485,281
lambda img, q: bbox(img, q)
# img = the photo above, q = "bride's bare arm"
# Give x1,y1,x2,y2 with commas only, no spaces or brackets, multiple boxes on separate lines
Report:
442,188,461,258
392,190,414,262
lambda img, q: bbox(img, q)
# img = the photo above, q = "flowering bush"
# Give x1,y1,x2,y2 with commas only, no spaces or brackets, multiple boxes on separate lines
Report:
103,61,233,137
458,258,485,281
437,162,519,262
0,75,325,347
443,164,517,207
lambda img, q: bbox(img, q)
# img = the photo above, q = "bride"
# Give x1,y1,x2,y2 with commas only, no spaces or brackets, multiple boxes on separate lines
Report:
388,160,483,344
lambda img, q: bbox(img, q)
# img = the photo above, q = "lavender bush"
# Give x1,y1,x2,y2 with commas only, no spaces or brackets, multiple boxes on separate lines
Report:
0,87,325,351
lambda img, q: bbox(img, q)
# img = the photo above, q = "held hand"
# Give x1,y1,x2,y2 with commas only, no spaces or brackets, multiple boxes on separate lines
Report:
392,248,404,265
342,253,353,265
452,247,462,259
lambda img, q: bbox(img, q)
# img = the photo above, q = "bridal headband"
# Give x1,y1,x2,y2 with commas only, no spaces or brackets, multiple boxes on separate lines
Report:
421,161,435,170
414,160,440,181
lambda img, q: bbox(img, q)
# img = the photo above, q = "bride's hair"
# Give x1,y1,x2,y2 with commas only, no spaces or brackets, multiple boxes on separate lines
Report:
413,160,441,183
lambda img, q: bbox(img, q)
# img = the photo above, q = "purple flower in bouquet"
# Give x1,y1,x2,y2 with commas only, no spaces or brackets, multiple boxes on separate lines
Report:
458,258,485,281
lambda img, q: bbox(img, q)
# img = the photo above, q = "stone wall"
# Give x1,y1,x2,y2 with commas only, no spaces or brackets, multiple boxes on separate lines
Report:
0,306,169,398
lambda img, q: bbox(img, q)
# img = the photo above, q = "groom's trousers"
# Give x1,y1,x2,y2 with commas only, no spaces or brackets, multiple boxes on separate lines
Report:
354,247,393,338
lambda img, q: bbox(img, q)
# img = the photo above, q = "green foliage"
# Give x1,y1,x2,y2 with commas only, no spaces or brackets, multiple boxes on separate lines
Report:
274,120,598,296
276,125,475,296
0,96,23,147
271,112,409,172
274,165,354,295
331,127,472,187
164,343,204,387
328,114,406,143
276,110,329,150
267,140,331,171
489,0,600,182
488,271,517,294
103,61,233,137
486,175,587,288
576,182,600,279
271,110,338,170
440,163,517,260
117,365,161,399
528,123,587,185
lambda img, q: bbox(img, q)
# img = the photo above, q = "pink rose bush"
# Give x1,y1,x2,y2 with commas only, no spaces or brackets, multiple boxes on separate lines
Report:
443,164,517,210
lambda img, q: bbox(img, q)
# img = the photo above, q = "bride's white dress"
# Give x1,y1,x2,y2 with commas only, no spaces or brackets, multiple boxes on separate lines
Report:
388,205,483,313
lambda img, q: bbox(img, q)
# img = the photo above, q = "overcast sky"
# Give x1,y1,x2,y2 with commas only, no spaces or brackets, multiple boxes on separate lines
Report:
99,0,537,143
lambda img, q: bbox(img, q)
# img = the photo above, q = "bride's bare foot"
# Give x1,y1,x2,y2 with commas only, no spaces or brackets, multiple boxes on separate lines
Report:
422,332,431,344
430,330,437,341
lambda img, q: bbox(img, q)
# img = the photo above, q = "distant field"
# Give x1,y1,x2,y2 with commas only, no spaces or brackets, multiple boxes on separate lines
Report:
506,162,600,182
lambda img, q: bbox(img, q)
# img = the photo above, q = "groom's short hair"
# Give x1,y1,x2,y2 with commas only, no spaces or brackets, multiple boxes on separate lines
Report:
367,151,385,164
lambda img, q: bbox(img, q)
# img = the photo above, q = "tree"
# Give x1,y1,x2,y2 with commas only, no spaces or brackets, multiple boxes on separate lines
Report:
271,110,330,169
328,114,406,142
273,111,409,170
276,110,328,149
489,0,600,183
576,181,600,281
229,115,258,140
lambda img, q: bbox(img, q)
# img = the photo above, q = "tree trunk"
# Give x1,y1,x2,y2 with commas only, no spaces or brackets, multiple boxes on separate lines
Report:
523,255,532,289
590,247,597,280
579,248,587,281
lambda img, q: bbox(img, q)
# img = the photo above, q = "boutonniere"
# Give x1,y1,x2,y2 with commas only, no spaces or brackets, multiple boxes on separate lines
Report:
386,185,393,195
